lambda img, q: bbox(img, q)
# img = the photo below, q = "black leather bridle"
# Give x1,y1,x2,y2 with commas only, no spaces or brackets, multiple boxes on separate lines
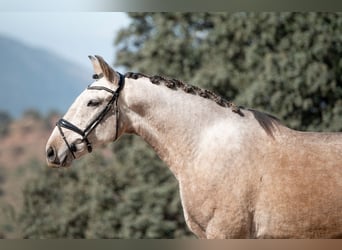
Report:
56,72,125,159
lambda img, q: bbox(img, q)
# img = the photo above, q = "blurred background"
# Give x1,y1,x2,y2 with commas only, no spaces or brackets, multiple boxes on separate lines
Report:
0,12,341,238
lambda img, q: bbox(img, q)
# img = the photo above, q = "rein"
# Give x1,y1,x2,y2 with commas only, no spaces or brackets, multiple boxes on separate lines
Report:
56,72,125,159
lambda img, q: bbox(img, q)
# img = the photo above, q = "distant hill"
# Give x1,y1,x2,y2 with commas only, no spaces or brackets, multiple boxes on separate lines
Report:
0,34,92,117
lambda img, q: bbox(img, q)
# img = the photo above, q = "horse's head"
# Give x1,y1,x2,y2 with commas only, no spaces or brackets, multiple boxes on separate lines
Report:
46,55,125,167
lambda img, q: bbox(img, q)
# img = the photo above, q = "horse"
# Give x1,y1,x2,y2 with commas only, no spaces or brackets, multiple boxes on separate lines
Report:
46,55,342,239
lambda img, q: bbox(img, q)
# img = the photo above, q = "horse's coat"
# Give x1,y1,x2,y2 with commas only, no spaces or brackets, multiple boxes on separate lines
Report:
46,55,342,238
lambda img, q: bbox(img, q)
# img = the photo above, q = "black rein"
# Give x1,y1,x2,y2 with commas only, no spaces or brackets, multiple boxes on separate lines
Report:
56,72,125,159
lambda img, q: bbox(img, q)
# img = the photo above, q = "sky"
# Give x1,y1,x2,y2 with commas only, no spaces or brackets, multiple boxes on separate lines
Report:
0,0,98,11
0,12,130,69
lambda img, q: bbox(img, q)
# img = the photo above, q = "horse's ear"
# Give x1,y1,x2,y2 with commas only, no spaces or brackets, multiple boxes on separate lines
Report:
88,55,118,84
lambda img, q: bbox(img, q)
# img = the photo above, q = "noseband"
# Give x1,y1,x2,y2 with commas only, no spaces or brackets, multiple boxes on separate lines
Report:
56,72,125,159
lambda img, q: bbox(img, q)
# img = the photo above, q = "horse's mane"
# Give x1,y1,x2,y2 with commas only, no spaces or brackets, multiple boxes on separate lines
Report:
248,109,280,137
124,72,280,137
125,72,238,109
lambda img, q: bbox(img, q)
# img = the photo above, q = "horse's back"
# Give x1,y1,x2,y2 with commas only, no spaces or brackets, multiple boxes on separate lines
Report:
254,129,342,238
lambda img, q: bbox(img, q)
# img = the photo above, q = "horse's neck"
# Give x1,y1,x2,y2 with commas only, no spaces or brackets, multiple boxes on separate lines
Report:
121,77,236,177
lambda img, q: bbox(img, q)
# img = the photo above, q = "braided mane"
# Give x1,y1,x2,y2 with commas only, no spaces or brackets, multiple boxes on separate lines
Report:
124,72,242,114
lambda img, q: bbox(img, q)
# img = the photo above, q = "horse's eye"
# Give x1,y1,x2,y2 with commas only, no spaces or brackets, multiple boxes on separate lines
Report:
87,100,101,107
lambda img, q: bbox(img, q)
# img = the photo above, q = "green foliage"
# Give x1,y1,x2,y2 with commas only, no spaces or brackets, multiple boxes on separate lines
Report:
19,13,342,239
0,202,16,238
0,167,6,197
234,13,342,131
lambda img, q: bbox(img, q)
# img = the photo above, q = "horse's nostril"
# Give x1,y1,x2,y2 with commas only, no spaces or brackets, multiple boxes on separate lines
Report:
47,146,56,162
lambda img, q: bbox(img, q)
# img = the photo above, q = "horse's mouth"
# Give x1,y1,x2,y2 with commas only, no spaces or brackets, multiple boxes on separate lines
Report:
49,154,71,168
61,156,68,167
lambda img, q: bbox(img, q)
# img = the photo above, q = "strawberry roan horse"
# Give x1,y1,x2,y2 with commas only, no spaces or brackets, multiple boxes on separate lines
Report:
46,55,342,238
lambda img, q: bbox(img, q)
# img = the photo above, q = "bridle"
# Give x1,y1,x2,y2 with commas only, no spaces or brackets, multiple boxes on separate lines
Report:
56,72,125,159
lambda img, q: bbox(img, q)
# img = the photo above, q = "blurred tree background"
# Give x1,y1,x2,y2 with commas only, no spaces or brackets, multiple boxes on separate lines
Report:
15,13,342,238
